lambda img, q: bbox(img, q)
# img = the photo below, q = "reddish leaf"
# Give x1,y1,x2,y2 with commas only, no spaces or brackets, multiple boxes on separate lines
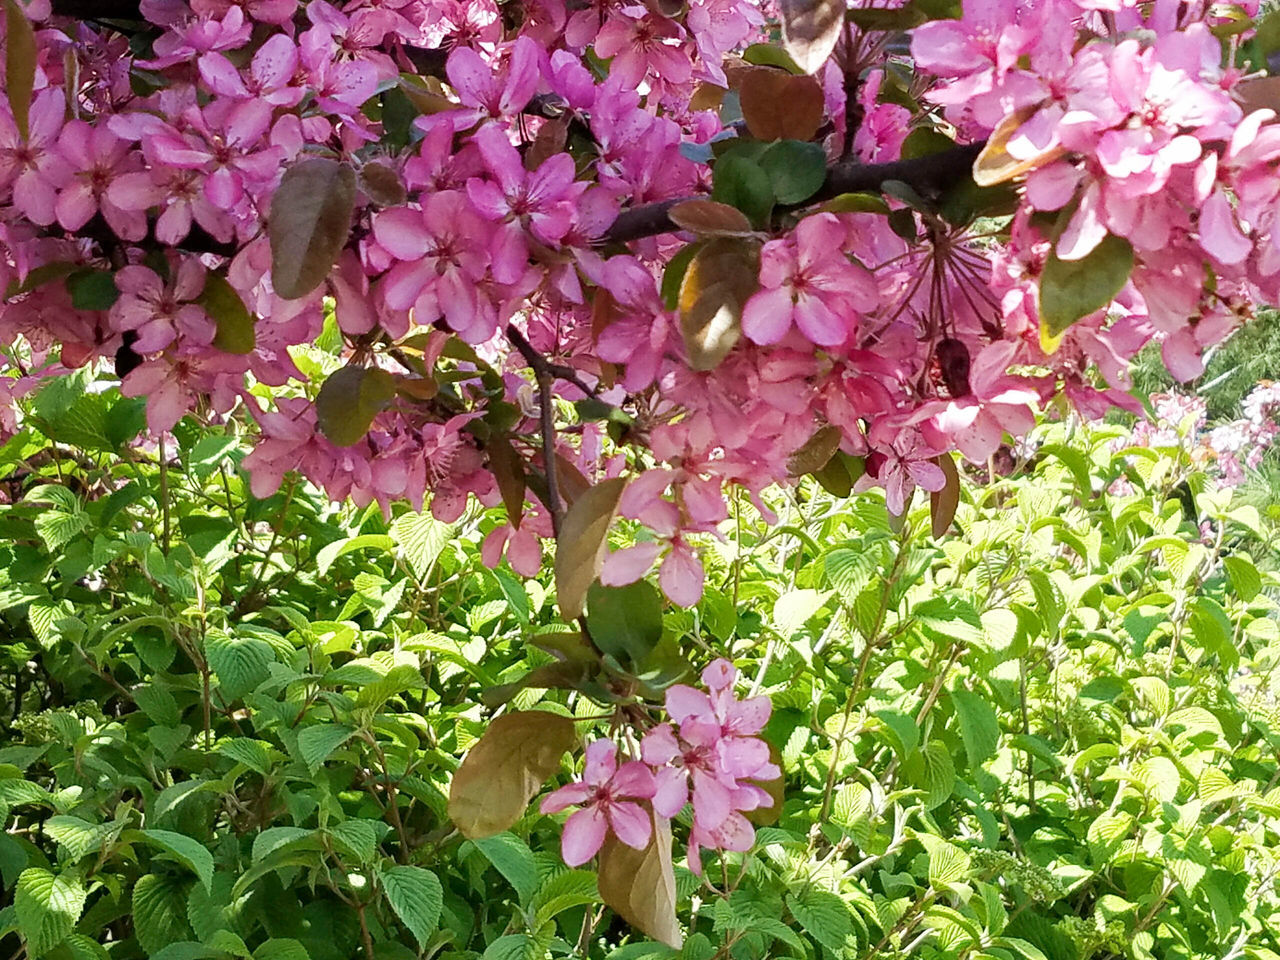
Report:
448,711,577,838
598,810,682,949
668,199,755,237
930,454,960,539
678,238,760,371
554,476,626,620
738,68,825,142
973,104,1065,187
489,435,527,528
269,158,357,300
788,424,842,477
315,366,397,447
4,0,35,140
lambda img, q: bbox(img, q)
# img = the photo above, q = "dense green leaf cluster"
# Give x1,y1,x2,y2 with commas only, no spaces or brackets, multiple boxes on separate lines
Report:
0,372,1278,960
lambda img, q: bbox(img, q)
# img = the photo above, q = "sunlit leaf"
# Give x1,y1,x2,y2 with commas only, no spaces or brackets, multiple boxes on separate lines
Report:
554,476,626,620
448,711,576,838
778,0,843,74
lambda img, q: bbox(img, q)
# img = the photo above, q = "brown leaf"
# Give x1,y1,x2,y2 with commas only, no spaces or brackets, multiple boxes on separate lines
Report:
738,68,825,142
787,424,842,477
688,82,728,113
1235,76,1280,115
554,476,626,621
394,375,439,401
269,158,357,300
667,199,755,237
598,810,683,949
481,662,593,708
554,453,592,507
4,0,34,140
779,0,844,75
448,711,577,838
973,104,1065,187
359,161,407,206
526,117,569,171
399,76,456,115
315,365,397,447
930,453,960,539
489,435,527,529
678,238,760,371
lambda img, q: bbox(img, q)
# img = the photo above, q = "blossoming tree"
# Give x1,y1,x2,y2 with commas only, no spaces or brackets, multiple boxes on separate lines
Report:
4,0,1280,942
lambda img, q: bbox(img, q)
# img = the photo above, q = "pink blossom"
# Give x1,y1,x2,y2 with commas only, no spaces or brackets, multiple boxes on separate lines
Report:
110,260,213,354
540,740,657,866
742,214,879,348
54,121,147,240
198,34,303,106
0,90,71,226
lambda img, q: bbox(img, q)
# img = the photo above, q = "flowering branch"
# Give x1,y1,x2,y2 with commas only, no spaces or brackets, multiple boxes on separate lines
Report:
604,141,987,244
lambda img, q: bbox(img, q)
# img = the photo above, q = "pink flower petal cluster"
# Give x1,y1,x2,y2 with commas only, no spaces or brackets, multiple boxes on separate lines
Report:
541,660,778,871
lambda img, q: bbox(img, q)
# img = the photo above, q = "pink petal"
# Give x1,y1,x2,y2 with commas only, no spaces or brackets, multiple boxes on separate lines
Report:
539,780,592,814
659,544,704,607
560,806,608,866
606,801,653,851
610,761,657,799
600,541,662,587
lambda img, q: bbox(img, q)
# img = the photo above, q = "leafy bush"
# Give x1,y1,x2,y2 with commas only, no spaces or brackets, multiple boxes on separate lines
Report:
0,376,1278,960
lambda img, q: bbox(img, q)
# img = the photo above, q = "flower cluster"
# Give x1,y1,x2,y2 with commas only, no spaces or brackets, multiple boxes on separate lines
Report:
3,0,1280,606
541,660,778,870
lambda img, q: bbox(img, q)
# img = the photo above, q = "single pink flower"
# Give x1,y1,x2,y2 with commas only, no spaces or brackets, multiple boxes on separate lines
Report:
540,740,657,866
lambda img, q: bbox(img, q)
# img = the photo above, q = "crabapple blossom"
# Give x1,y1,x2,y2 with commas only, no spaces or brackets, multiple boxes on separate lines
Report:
540,739,657,866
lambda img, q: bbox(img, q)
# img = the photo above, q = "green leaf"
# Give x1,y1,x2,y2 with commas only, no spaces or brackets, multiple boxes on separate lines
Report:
379,865,443,948
740,43,804,73
1223,555,1262,602
138,830,214,893
328,819,382,865
472,833,539,906
45,933,109,960
204,633,273,701
919,834,970,889
66,270,119,311
1037,233,1133,339
131,874,194,955
296,724,354,773
759,140,828,204
587,580,663,667
787,888,852,952
15,868,86,957
315,534,395,576
531,870,598,926
711,153,774,228
43,817,111,862
951,687,999,767
873,709,919,760
315,365,397,447
253,941,310,960
200,274,255,354
391,510,451,579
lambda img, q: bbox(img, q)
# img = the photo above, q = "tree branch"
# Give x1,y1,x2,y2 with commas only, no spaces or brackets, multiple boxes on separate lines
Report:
604,140,987,244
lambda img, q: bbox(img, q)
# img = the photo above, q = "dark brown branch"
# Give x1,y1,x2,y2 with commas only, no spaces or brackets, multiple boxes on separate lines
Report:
604,140,987,244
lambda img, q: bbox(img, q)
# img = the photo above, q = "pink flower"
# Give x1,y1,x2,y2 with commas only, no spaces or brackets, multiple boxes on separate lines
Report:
859,424,946,515
438,36,543,130
373,191,499,343
0,90,72,226
55,121,147,240
928,341,1039,462
466,122,580,246
540,740,657,866
198,34,303,106
742,214,879,348
110,260,213,354
594,9,693,92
